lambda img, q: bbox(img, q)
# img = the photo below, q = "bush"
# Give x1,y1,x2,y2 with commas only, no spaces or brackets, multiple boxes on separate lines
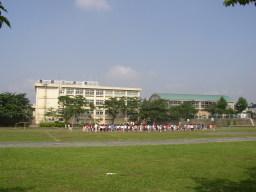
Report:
39,122,65,128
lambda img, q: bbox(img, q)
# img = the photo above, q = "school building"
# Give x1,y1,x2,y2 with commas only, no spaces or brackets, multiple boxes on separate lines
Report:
150,93,234,118
34,80,142,124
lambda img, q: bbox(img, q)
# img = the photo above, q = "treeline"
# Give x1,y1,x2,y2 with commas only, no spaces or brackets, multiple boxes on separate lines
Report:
44,96,199,125
0,92,250,127
45,95,249,125
208,97,248,115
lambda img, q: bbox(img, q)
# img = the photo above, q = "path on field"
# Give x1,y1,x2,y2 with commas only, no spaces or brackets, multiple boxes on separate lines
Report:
1,137,256,148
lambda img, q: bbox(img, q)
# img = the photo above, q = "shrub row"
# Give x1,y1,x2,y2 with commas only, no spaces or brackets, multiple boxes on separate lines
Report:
39,122,65,128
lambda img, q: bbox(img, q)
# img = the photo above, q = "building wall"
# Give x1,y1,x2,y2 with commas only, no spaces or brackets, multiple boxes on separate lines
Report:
35,86,59,124
35,80,142,124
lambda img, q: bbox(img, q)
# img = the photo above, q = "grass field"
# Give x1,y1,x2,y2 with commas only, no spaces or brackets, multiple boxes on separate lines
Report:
1,142,256,192
0,127,256,142
1,127,256,191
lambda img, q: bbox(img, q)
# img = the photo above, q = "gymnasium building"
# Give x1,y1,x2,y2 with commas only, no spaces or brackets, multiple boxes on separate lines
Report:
150,93,234,118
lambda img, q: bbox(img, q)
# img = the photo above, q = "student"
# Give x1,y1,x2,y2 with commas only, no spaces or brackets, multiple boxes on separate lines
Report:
68,124,72,132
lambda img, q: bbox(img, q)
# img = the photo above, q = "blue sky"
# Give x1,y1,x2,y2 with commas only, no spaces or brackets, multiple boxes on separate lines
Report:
1,0,256,103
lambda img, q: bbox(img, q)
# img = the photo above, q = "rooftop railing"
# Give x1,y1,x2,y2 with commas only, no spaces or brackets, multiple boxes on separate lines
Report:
37,80,99,86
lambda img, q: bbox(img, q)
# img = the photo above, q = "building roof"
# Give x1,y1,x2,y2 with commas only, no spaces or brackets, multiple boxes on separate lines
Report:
35,80,142,91
152,93,233,102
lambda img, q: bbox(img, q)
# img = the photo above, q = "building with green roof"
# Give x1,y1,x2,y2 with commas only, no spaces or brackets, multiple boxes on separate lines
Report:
150,93,234,118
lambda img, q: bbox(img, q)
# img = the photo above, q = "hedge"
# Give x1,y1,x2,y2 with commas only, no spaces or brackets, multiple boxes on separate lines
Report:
39,122,65,128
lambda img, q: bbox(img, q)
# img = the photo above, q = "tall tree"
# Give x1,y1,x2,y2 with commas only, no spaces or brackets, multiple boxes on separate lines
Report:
58,95,89,126
207,103,218,115
168,105,181,121
216,96,228,113
140,99,170,124
0,1,11,28
45,107,60,121
224,0,256,6
121,97,141,122
58,96,73,125
0,93,32,126
125,97,141,122
179,102,198,120
102,97,125,124
169,102,197,121
235,97,248,113
207,97,232,116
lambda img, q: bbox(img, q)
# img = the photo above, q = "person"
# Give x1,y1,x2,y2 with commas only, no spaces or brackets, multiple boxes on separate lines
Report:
68,124,72,132
82,124,87,132
94,123,98,132
139,124,143,132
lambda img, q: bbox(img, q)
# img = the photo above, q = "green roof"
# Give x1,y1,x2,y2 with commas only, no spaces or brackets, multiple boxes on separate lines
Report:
152,93,233,102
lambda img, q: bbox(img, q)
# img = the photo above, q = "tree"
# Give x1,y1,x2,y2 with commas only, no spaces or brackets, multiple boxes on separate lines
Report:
0,1,11,28
45,107,60,121
102,97,125,124
85,102,95,123
207,97,234,116
235,97,248,113
169,102,198,121
226,107,235,115
58,96,73,125
139,99,170,124
58,95,89,126
179,102,198,120
0,92,32,126
207,103,218,115
168,105,181,121
216,96,228,114
224,0,256,6
125,97,141,122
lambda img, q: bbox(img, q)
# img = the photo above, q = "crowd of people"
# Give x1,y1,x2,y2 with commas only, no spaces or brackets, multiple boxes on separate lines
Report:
80,123,216,132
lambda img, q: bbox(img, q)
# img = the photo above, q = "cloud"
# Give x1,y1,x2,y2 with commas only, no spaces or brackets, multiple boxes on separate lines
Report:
106,65,139,81
75,0,111,11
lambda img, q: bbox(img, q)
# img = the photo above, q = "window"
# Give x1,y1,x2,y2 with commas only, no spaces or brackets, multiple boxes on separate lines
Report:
66,88,74,95
96,90,104,97
127,91,138,97
114,90,125,97
193,101,200,108
105,90,113,97
75,89,83,95
169,100,182,105
96,100,104,106
59,89,65,94
85,110,93,115
85,89,94,97
96,110,103,116
88,99,94,104
201,101,215,109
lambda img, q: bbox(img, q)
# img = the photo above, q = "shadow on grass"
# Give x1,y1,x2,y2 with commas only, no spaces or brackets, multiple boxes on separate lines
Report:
0,187,34,192
192,167,256,192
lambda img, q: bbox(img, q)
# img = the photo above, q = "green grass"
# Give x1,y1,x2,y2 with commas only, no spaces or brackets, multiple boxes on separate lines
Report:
215,126,256,132
0,142,256,192
0,127,256,142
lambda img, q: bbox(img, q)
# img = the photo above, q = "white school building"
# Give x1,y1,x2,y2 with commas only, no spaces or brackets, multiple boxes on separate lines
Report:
34,80,142,124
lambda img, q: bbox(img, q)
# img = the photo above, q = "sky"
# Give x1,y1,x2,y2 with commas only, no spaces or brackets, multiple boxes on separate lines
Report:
1,0,256,103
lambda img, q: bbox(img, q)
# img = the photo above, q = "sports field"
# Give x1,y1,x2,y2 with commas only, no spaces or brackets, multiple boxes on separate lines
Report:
0,127,256,192
0,127,256,143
